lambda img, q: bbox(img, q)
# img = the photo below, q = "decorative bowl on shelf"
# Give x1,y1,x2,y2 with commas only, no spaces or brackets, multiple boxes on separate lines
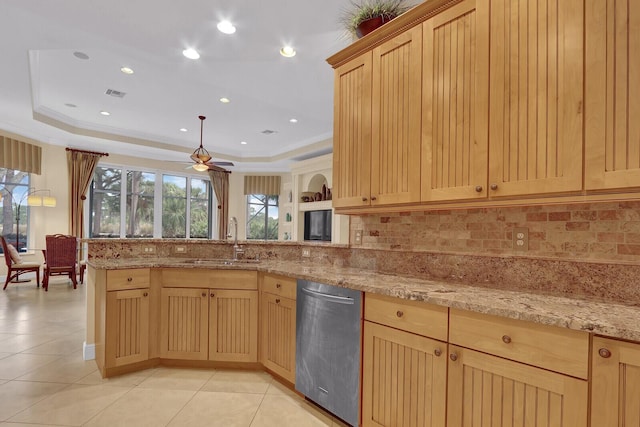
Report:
301,191,315,202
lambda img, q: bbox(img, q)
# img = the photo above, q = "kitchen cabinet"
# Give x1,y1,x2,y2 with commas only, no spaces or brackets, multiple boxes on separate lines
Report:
585,0,640,191
361,293,448,427
95,268,153,377
260,273,297,383
591,336,640,426
447,308,589,426
159,269,258,362
332,25,422,208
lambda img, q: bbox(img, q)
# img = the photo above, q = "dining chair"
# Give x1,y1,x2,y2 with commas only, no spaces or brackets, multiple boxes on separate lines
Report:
42,234,78,291
1,235,41,290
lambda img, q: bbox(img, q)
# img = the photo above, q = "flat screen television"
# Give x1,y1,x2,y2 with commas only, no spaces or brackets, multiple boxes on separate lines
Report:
303,210,332,241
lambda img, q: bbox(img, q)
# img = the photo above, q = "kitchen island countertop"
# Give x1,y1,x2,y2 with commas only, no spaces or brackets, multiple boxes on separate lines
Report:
88,258,640,342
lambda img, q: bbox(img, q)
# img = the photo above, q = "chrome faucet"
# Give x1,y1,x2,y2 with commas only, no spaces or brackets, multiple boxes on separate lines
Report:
227,216,244,260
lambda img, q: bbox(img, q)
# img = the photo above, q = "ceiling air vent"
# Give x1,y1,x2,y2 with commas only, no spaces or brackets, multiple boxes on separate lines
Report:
261,129,278,135
105,89,126,98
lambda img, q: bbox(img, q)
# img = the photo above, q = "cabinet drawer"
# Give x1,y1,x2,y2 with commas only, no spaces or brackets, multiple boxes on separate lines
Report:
449,308,589,379
162,269,257,290
364,293,448,341
106,268,150,291
262,274,296,300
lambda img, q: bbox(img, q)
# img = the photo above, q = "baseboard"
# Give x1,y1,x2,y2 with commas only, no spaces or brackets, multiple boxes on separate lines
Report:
83,342,96,360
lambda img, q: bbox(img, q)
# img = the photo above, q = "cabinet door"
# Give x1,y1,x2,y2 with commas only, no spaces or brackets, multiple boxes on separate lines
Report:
592,337,640,426
422,0,489,202
332,52,373,208
585,0,640,190
488,0,583,197
370,25,422,205
447,345,587,426
260,293,296,383
362,321,447,427
209,289,258,362
159,288,209,360
105,288,150,368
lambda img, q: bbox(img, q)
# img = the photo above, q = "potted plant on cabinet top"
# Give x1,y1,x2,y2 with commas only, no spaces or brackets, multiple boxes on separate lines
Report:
341,0,412,39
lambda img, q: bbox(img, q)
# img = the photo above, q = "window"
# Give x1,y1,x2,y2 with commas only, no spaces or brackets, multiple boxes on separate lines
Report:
0,168,31,251
89,165,214,239
246,194,278,240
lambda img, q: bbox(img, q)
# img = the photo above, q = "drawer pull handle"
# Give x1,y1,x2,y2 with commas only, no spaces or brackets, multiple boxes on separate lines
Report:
362,197,368,202
143,292,148,297
502,335,512,344
127,277,133,282
599,348,612,359
276,283,281,288
434,348,442,357
396,310,404,318
201,292,207,297
371,196,377,201
475,185,483,193
276,298,281,304
490,183,498,190
450,353,458,361
210,292,215,298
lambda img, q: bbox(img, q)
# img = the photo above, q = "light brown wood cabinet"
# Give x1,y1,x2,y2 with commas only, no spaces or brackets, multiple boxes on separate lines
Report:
260,273,297,383
361,294,448,427
448,308,589,426
159,270,258,362
332,25,422,208
591,336,640,426
94,268,153,377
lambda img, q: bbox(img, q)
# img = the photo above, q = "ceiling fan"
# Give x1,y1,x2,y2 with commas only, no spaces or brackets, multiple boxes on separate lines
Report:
187,115,234,171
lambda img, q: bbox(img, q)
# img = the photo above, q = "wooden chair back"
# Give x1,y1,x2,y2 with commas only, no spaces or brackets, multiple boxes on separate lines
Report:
0,236,12,268
45,234,77,268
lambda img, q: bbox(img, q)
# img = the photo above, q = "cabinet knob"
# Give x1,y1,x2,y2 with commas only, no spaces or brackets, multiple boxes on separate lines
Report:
434,348,442,357
210,292,215,298
450,353,458,361
276,298,281,304
490,183,498,190
598,348,612,358
127,277,133,282
362,197,368,202
396,310,404,318
143,292,148,297
202,292,207,297
475,185,483,193
502,335,512,344
276,283,281,289
371,196,377,201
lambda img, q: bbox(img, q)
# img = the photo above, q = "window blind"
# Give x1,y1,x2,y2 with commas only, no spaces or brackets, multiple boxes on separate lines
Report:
243,175,281,195
0,134,42,174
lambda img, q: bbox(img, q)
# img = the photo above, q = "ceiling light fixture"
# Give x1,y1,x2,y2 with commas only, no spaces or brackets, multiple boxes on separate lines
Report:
100,111,110,116
73,51,90,60
179,128,188,132
120,66,134,74
219,97,230,104
190,115,212,166
280,46,296,58
217,20,236,34
289,118,298,123
240,141,247,145
182,48,200,60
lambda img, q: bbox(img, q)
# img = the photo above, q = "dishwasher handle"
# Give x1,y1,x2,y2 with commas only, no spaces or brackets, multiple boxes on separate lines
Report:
300,287,355,305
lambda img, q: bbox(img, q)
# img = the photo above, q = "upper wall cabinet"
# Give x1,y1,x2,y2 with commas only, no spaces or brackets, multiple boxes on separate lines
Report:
421,0,489,202
487,0,584,197
332,27,423,208
585,0,640,190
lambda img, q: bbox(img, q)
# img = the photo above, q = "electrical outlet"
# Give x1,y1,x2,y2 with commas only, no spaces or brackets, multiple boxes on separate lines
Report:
143,245,156,254
174,246,186,253
354,229,363,245
513,227,528,251
302,248,311,258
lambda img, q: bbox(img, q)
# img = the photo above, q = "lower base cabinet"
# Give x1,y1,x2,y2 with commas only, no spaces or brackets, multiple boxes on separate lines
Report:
260,292,296,382
105,288,150,368
592,336,640,426
362,321,447,427
447,345,588,426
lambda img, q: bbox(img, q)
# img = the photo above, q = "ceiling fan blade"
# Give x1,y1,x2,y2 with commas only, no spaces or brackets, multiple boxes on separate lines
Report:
211,161,234,167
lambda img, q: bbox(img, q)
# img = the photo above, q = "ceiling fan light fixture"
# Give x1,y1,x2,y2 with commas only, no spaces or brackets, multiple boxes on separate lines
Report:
193,163,210,172
190,115,212,164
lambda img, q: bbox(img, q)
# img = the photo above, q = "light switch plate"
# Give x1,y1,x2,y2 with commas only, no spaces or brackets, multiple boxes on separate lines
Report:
354,229,362,245
302,248,310,258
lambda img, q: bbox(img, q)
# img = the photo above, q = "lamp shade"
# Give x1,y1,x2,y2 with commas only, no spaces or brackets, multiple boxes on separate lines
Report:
27,195,42,206
42,196,57,207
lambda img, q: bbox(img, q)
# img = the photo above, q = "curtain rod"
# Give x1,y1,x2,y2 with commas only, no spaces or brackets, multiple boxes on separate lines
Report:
65,147,109,156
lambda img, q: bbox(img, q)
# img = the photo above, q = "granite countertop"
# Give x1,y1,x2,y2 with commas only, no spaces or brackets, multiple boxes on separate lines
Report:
88,258,640,342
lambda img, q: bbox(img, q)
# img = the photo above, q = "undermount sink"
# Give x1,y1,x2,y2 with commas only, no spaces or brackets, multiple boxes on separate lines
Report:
180,258,260,265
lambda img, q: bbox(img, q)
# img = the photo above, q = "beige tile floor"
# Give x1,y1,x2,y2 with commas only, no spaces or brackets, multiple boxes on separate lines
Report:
0,277,349,426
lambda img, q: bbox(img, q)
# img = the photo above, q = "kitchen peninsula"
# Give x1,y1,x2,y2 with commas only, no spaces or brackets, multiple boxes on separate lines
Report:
87,238,640,427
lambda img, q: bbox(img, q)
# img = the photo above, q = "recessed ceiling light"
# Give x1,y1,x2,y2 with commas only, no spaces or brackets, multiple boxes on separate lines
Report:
280,46,296,58
289,118,298,123
217,20,236,35
120,66,134,75
179,128,188,132
73,51,89,60
240,141,248,145
219,97,230,104
100,111,110,116
182,48,200,60
65,103,77,108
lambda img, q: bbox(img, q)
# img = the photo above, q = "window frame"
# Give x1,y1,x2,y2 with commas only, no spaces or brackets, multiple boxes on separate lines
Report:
0,168,31,252
246,194,279,240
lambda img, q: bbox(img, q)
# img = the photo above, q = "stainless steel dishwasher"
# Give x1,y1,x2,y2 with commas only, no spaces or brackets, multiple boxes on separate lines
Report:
295,279,362,427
